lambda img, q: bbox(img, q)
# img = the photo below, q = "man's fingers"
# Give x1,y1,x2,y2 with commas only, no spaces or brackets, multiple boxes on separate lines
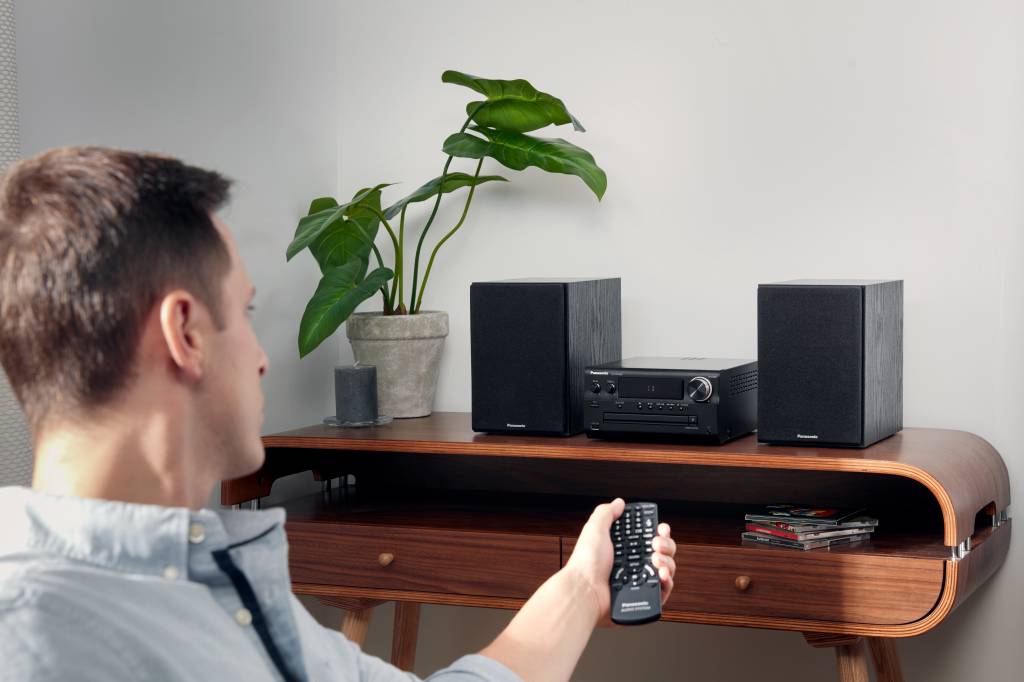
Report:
589,498,625,527
652,534,677,558
659,566,674,604
651,551,676,577
657,522,672,539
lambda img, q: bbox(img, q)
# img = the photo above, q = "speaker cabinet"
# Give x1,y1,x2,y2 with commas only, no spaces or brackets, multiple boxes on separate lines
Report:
471,278,621,435
757,279,903,448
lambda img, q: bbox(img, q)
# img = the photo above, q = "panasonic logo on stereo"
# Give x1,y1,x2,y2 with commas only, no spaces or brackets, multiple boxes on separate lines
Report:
796,433,819,440
506,423,526,429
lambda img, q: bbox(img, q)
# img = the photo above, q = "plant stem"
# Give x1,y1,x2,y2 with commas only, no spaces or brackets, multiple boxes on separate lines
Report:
357,206,402,315
410,104,484,312
363,206,400,262
414,158,483,313
398,206,407,311
349,218,392,312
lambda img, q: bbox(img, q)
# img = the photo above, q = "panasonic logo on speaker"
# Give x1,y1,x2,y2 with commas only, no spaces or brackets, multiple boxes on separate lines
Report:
506,423,526,429
796,433,819,440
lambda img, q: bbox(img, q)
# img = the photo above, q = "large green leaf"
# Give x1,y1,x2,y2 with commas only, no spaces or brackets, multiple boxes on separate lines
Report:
298,260,393,357
382,172,508,220
286,183,391,261
442,127,607,200
307,196,338,215
309,188,383,276
442,70,585,133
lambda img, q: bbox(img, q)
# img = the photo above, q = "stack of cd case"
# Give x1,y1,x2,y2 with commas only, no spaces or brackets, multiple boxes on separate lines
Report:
740,504,878,550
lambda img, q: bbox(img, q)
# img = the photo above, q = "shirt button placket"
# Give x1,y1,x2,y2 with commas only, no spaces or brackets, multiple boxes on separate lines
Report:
188,523,206,544
235,607,253,627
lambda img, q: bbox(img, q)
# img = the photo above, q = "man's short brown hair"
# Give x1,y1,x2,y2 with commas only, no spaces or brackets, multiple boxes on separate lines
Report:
0,146,232,429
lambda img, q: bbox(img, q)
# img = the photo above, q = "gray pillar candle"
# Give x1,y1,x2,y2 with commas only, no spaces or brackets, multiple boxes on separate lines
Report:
334,364,378,423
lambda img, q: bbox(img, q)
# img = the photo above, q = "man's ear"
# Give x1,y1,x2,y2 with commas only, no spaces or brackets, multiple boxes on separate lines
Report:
159,290,206,381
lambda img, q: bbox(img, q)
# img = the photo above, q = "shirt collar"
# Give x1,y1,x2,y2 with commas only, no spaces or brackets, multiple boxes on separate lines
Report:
0,486,284,579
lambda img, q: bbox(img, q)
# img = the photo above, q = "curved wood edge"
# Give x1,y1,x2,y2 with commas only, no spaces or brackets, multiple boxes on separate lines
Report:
261,425,1010,546
950,519,1011,612
291,520,1011,639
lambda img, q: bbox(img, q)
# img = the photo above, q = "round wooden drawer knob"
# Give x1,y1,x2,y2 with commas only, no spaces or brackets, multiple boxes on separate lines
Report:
378,552,395,567
735,575,751,591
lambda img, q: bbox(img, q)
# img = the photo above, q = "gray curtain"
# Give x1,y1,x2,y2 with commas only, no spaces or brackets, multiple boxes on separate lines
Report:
0,0,32,487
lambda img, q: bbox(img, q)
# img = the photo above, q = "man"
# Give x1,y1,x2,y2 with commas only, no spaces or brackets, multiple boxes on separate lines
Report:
0,147,677,681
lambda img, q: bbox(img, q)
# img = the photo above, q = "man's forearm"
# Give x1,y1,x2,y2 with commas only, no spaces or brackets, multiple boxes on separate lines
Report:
479,567,600,682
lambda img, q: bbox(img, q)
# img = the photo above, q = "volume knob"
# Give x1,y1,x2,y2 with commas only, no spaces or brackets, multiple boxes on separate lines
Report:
687,376,713,402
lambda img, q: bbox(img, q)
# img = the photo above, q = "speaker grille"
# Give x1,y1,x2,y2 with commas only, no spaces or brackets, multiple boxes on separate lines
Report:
729,369,758,396
758,284,864,444
471,282,567,433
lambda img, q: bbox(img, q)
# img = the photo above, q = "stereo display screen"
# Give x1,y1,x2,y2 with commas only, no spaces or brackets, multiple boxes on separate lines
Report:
619,376,683,399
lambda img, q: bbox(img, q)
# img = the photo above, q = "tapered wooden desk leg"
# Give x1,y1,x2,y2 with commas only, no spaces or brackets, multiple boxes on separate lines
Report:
834,641,869,682
318,597,385,648
391,602,421,671
867,637,904,682
803,632,869,682
341,607,374,647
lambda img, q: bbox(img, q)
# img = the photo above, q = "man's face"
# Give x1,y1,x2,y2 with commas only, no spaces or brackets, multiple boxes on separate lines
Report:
200,217,269,480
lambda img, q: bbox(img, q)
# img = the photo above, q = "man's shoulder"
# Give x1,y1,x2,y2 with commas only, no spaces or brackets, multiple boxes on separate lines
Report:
0,562,145,681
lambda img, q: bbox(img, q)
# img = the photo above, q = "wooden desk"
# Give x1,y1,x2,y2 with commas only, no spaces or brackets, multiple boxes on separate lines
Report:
223,413,1011,681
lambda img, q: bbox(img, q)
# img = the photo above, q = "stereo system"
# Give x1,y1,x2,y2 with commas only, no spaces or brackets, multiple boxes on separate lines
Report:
584,357,758,443
470,277,621,435
470,276,903,448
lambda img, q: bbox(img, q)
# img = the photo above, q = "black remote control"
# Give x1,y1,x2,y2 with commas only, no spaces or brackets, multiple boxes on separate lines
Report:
609,501,662,625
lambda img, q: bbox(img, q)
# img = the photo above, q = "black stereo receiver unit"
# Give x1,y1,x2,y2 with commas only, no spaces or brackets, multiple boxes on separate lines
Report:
584,357,758,443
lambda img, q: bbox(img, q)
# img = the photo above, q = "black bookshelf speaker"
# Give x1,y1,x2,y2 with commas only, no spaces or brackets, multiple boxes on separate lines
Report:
757,279,903,448
470,278,621,435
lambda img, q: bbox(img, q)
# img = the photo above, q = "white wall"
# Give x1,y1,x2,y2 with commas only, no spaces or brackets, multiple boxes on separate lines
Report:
15,1,1023,680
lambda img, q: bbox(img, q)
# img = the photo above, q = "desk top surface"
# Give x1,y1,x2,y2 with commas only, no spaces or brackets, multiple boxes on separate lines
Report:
263,412,1009,546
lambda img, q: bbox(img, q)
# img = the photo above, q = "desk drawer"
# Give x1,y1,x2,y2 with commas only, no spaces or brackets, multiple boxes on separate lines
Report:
288,522,559,599
668,545,944,625
561,539,944,625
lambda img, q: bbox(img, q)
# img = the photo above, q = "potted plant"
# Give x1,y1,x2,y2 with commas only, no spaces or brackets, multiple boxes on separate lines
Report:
286,69,607,418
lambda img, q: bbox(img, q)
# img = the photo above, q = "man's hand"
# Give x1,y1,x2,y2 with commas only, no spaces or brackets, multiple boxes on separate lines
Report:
480,500,678,680
563,498,677,626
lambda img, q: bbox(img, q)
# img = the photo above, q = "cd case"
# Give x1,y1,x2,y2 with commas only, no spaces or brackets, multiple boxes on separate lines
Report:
741,531,872,551
743,504,873,527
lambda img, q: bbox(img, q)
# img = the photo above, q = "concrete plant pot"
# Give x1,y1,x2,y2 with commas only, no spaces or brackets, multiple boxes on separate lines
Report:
345,311,449,418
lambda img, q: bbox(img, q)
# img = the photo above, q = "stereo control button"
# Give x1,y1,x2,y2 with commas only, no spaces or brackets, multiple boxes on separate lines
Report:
687,377,713,402
607,383,617,394
590,381,602,394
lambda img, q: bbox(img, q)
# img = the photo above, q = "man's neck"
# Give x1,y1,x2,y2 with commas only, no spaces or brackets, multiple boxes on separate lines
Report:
31,397,215,510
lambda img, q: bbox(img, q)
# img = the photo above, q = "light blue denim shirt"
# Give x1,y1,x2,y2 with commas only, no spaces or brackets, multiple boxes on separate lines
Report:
0,487,520,682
